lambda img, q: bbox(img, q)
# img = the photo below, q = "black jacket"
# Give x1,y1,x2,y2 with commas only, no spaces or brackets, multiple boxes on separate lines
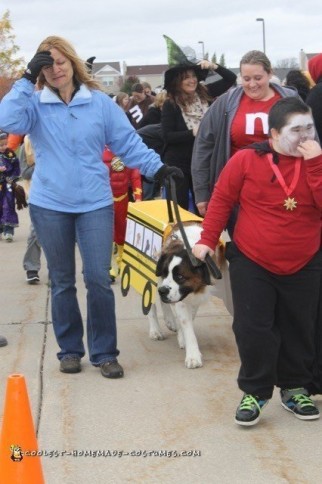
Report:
206,64,237,100
306,79,322,143
137,106,161,128
161,100,195,174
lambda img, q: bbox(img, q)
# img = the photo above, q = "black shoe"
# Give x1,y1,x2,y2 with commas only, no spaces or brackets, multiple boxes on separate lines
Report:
0,335,8,347
26,271,40,284
100,360,124,379
281,388,320,420
60,356,81,373
235,394,268,426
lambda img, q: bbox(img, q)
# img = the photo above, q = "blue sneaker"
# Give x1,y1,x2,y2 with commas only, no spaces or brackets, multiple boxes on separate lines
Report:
281,388,319,420
235,394,268,426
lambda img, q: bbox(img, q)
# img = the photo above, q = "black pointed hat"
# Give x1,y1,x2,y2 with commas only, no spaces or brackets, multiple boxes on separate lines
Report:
86,56,96,74
163,35,208,91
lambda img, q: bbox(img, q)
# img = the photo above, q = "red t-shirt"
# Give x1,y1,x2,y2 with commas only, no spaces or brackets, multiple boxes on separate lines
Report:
230,92,281,155
198,149,322,275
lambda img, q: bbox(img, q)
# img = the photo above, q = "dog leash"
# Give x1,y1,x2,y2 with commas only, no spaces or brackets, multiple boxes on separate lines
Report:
165,177,222,280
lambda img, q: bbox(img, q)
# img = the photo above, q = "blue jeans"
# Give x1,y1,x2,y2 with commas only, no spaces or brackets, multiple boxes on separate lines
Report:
29,204,119,365
23,221,41,271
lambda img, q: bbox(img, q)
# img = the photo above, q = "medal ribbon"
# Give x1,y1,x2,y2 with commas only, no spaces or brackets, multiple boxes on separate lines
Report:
266,154,301,197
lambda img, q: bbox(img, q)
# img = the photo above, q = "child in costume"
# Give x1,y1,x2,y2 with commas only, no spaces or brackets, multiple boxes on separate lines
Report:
102,146,142,280
0,130,22,241
192,98,322,426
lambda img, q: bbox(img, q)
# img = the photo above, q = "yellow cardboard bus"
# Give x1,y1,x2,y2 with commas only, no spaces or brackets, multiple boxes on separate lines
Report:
120,200,202,315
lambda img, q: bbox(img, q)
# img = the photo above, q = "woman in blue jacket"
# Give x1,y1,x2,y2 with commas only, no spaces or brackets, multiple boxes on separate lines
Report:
0,35,181,378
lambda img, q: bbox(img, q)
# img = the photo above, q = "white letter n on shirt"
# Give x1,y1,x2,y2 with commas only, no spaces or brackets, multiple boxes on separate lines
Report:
245,112,269,135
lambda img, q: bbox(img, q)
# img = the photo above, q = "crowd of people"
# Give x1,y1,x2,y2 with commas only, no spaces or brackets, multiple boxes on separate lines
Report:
1,34,322,428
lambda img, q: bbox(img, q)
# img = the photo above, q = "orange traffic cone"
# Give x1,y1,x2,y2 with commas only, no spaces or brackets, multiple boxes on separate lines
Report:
0,374,45,483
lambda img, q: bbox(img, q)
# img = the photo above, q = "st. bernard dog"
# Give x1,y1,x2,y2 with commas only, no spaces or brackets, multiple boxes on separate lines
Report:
148,223,233,368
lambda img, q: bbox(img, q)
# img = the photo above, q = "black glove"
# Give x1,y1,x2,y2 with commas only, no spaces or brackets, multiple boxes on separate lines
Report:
22,51,54,84
154,165,184,184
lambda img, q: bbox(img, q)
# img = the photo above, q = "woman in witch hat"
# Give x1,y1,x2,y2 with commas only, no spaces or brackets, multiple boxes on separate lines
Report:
161,35,237,213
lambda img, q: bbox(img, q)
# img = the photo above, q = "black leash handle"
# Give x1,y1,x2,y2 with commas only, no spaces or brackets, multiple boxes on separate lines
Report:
205,253,222,280
165,176,222,280
166,192,174,223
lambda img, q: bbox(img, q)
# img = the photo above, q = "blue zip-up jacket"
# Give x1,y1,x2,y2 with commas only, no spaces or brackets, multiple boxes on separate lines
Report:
0,78,163,212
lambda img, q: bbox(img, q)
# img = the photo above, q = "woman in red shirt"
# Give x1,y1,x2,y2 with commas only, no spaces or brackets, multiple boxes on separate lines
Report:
192,50,298,225
193,97,322,427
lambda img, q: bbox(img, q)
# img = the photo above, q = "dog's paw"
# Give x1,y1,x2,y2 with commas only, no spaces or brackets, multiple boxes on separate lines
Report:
165,318,177,332
149,329,165,341
185,354,203,369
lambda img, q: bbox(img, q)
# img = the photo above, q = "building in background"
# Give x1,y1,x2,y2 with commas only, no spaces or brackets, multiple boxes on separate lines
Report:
90,50,317,97
91,61,167,95
91,62,123,95
123,63,168,92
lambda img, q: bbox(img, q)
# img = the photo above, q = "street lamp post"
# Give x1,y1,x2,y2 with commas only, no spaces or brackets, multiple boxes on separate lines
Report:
198,41,205,60
256,18,266,54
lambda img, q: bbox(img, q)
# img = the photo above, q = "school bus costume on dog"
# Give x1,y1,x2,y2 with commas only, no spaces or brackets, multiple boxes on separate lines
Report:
120,200,203,314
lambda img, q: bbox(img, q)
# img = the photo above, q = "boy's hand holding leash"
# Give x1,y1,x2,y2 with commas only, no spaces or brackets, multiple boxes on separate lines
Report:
192,244,214,261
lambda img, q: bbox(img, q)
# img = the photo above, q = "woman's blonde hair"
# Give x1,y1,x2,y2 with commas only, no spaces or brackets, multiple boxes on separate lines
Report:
153,91,167,108
36,36,103,91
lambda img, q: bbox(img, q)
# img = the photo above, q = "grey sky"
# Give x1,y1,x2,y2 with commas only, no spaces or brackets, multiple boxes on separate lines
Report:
4,0,322,69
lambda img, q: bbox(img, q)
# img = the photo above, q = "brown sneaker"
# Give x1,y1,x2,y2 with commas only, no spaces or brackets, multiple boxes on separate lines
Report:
60,356,81,373
100,361,124,379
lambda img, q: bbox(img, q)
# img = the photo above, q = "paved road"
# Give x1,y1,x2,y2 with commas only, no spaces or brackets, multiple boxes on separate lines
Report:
0,209,321,483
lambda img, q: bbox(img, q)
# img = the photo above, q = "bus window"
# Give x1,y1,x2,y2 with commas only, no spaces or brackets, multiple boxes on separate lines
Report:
134,223,144,251
125,218,136,244
151,232,162,261
143,228,153,257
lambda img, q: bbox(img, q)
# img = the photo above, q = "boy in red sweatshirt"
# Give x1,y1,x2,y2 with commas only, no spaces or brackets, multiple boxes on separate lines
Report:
193,97,322,426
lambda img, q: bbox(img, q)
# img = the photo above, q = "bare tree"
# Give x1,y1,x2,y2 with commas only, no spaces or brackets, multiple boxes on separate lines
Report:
274,58,299,69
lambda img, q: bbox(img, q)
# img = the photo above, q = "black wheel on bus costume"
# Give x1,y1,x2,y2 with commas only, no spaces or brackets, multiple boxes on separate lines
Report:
121,264,130,297
142,281,153,315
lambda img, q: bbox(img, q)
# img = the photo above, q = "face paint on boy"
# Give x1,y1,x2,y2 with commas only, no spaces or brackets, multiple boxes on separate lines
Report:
275,113,315,156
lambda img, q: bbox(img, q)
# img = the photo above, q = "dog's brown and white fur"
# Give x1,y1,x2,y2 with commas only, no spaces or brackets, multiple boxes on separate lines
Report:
148,223,233,368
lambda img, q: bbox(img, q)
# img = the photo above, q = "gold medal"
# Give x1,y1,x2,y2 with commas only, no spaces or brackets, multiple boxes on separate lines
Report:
283,197,297,211
266,155,301,212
